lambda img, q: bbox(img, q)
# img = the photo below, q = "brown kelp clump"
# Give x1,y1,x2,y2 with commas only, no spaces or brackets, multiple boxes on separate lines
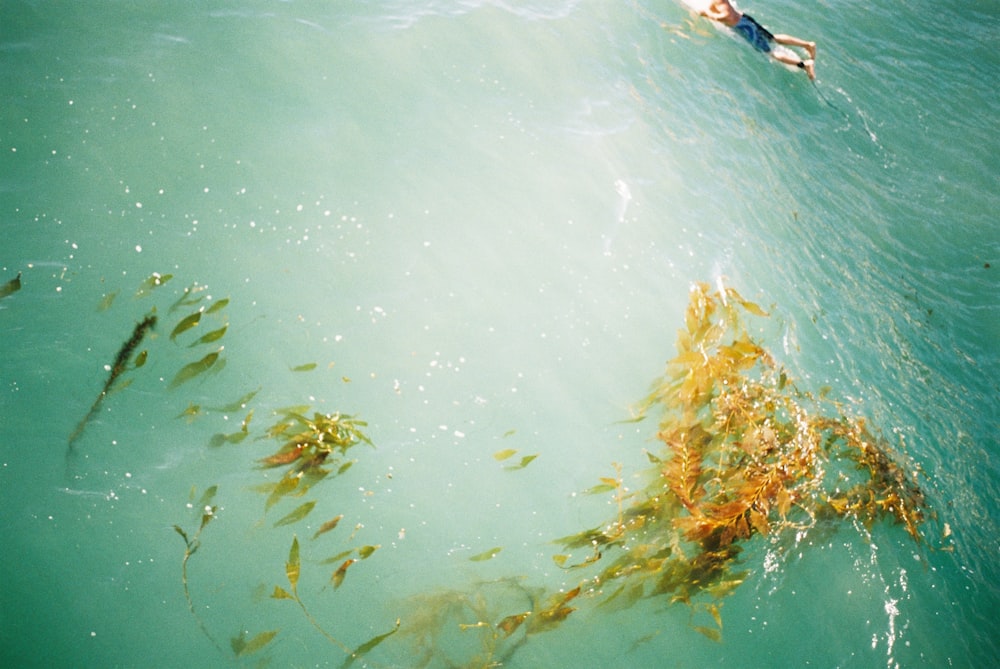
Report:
396,283,929,665
255,410,373,511
552,282,928,629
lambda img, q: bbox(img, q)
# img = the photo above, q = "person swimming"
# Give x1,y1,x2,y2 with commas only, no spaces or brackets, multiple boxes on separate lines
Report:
699,0,817,80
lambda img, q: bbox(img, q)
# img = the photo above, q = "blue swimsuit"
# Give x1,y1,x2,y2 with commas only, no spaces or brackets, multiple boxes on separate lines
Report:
734,14,774,53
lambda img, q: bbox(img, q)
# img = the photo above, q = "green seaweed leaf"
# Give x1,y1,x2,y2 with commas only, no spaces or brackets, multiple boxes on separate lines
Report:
331,558,355,589
469,547,502,562
340,620,400,669
205,297,229,314
312,514,344,540
319,550,355,565
190,324,227,347
231,629,279,657
286,536,301,592
134,272,172,298
170,310,202,340
271,585,294,601
265,474,301,511
173,525,190,547
96,289,118,311
168,282,207,312
357,544,380,560
274,501,317,528
505,454,538,470
168,350,220,389
208,387,260,412
196,485,218,509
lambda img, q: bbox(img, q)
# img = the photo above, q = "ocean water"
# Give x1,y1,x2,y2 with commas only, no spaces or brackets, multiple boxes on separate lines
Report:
1,1,997,667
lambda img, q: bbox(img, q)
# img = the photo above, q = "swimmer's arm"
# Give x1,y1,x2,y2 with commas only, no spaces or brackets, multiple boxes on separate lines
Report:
700,1,733,22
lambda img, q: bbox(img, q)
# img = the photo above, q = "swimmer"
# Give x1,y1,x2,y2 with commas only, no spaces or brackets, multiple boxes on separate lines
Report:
700,0,817,80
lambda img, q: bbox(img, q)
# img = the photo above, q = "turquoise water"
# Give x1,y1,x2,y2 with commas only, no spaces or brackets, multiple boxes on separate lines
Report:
2,1,997,667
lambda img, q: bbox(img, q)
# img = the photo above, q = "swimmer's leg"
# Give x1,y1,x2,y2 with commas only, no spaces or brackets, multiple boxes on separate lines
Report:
770,43,816,79
772,34,817,60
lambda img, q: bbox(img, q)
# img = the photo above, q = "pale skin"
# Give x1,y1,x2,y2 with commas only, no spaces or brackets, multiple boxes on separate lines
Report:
700,0,817,80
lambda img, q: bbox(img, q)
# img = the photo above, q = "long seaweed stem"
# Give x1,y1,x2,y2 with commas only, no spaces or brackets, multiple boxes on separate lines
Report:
178,538,223,653
293,592,353,656
174,489,223,653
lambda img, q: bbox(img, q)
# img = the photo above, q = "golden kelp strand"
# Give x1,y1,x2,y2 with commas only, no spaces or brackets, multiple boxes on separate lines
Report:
556,283,927,614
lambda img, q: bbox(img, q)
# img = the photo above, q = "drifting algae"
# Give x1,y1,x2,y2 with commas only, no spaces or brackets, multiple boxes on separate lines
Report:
68,273,235,450
389,282,930,666
67,313,157,449
156,279,929,667
0,271,22,299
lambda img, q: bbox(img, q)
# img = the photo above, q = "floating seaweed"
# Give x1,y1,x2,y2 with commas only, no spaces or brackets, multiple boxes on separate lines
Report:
168,349,222,389
269,536,399,665
96,289,119,312
273,501,317,528
392,282,930,666
1,271,22,299
170,309,203,340
394,578,541,668
469,547,503,562
255,410,372,509
312,514,344,540
167,280,930,667
173,485,223,651
189,324,227,347
67,313,157,449
493,448,517,461
493,448,538,471
168,281,208,312
134,272,172,298
230,629,279,658
71,274,235,452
